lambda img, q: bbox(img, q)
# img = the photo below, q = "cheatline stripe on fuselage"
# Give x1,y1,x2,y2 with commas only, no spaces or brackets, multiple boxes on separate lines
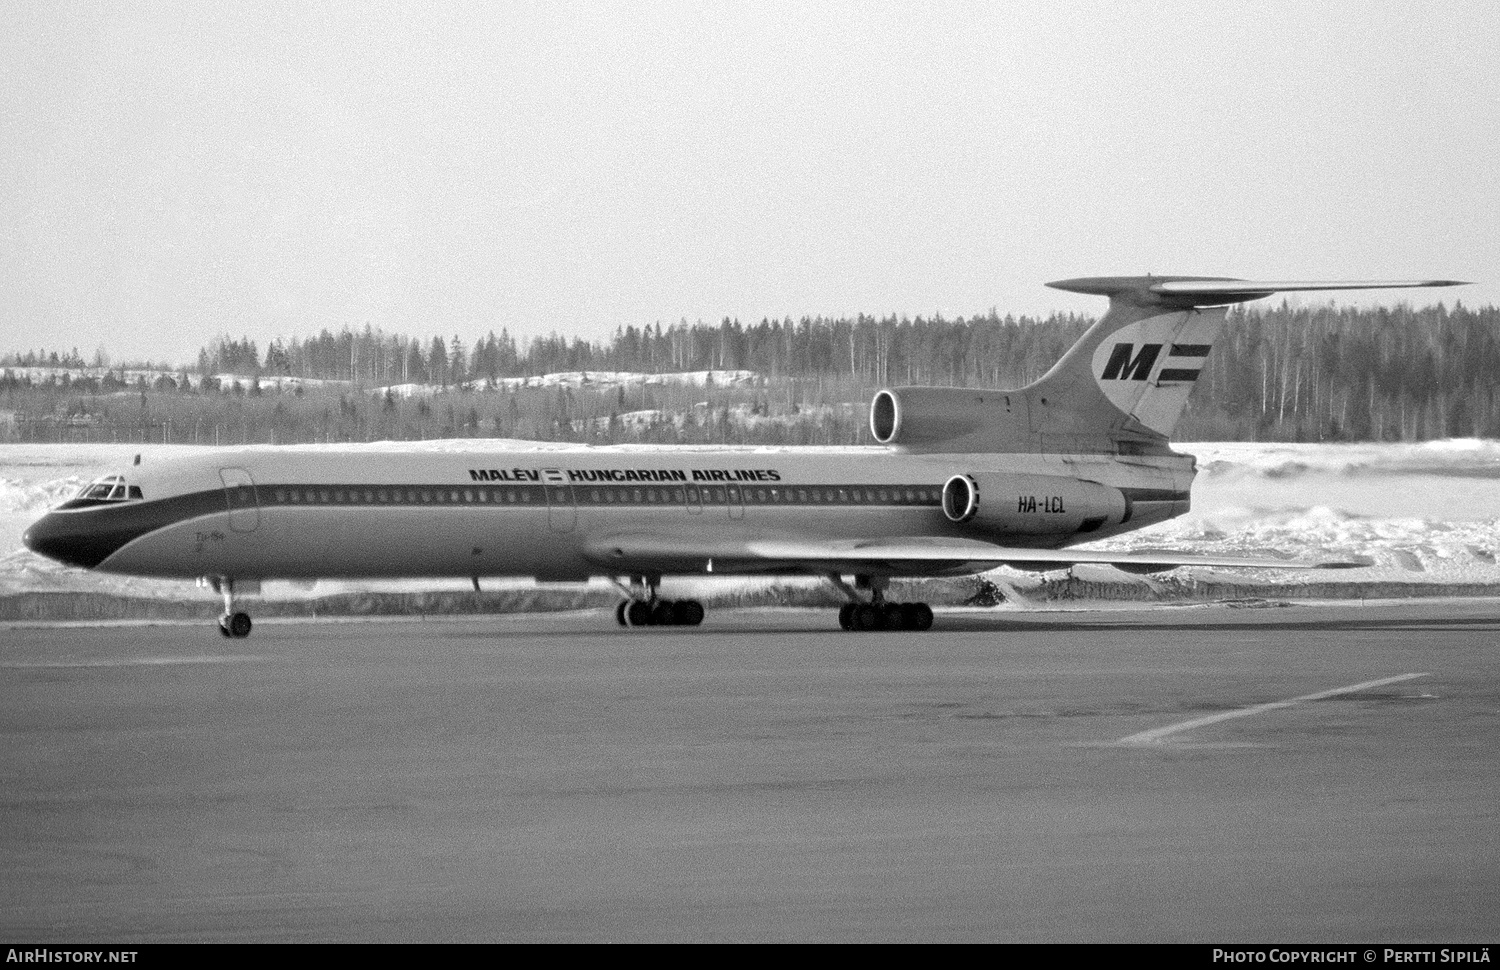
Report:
40,482,1189,570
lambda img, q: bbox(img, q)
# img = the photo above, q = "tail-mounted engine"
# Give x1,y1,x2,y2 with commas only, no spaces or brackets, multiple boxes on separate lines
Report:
870,387,1022,450
941,472,1128,536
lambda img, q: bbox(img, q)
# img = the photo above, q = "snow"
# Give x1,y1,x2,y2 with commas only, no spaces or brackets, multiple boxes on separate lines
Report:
1083,440,1500,584
4,440,1500,601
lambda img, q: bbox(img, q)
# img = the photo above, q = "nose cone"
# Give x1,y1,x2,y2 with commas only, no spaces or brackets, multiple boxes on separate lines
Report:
23,512,112,569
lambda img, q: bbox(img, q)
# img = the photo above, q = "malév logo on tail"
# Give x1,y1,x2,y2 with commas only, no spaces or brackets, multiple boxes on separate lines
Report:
1100,343,1162,381
1099,342,1210,382
1087,311,1228,437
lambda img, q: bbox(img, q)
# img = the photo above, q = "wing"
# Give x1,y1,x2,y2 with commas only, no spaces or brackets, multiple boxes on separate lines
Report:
583,533,1365,575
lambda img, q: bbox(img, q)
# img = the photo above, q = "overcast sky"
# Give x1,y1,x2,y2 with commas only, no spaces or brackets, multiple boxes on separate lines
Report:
3,1,1496,365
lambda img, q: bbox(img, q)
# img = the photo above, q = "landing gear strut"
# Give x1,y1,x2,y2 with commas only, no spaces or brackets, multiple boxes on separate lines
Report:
830,574,934,632
611,576,705,628
207,576,253,638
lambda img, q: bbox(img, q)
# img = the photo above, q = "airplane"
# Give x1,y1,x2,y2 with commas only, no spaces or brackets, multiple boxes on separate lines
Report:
23,275,1467,637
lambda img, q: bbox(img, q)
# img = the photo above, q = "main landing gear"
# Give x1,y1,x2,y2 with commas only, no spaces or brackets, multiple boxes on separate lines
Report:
205,576,253,638
830,575,934,632
612,576,705,628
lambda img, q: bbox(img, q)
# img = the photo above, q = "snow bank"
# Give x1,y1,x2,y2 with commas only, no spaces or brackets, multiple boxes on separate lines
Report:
1082,440,1500,585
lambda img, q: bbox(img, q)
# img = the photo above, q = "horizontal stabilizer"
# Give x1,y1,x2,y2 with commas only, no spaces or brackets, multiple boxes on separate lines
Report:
1047,276,1469,307
1150,279,1468,295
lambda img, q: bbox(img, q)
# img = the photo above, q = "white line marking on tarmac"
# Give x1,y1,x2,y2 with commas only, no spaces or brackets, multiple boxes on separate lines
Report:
1115,673,1430,747
0,656,269,668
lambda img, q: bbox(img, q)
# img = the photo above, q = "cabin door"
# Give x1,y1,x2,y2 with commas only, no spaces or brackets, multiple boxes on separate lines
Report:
219,467,261,533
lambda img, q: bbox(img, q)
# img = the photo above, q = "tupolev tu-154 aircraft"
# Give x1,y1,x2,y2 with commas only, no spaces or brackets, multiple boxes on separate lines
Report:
24,276,1467,637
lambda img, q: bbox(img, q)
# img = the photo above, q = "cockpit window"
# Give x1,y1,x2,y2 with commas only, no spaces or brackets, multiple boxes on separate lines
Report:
71,475,145,504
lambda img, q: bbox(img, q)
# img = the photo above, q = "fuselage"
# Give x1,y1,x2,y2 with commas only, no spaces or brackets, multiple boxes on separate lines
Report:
22,443,1194,582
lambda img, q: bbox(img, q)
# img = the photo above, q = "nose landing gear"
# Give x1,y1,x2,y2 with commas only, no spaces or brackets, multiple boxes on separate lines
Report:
204,576,254,638
219,611,253,638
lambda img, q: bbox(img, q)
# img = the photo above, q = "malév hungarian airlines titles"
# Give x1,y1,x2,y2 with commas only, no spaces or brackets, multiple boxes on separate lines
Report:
468,467,784,484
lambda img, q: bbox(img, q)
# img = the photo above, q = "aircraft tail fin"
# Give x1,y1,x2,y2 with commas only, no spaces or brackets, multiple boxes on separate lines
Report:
1031,276,1468,440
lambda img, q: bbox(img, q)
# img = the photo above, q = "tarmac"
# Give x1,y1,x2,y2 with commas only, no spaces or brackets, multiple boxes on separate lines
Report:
2,601,1498,942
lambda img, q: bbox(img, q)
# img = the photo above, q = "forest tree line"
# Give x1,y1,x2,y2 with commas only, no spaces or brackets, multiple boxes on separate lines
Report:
3,301,1496,443
171,311,1097,390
